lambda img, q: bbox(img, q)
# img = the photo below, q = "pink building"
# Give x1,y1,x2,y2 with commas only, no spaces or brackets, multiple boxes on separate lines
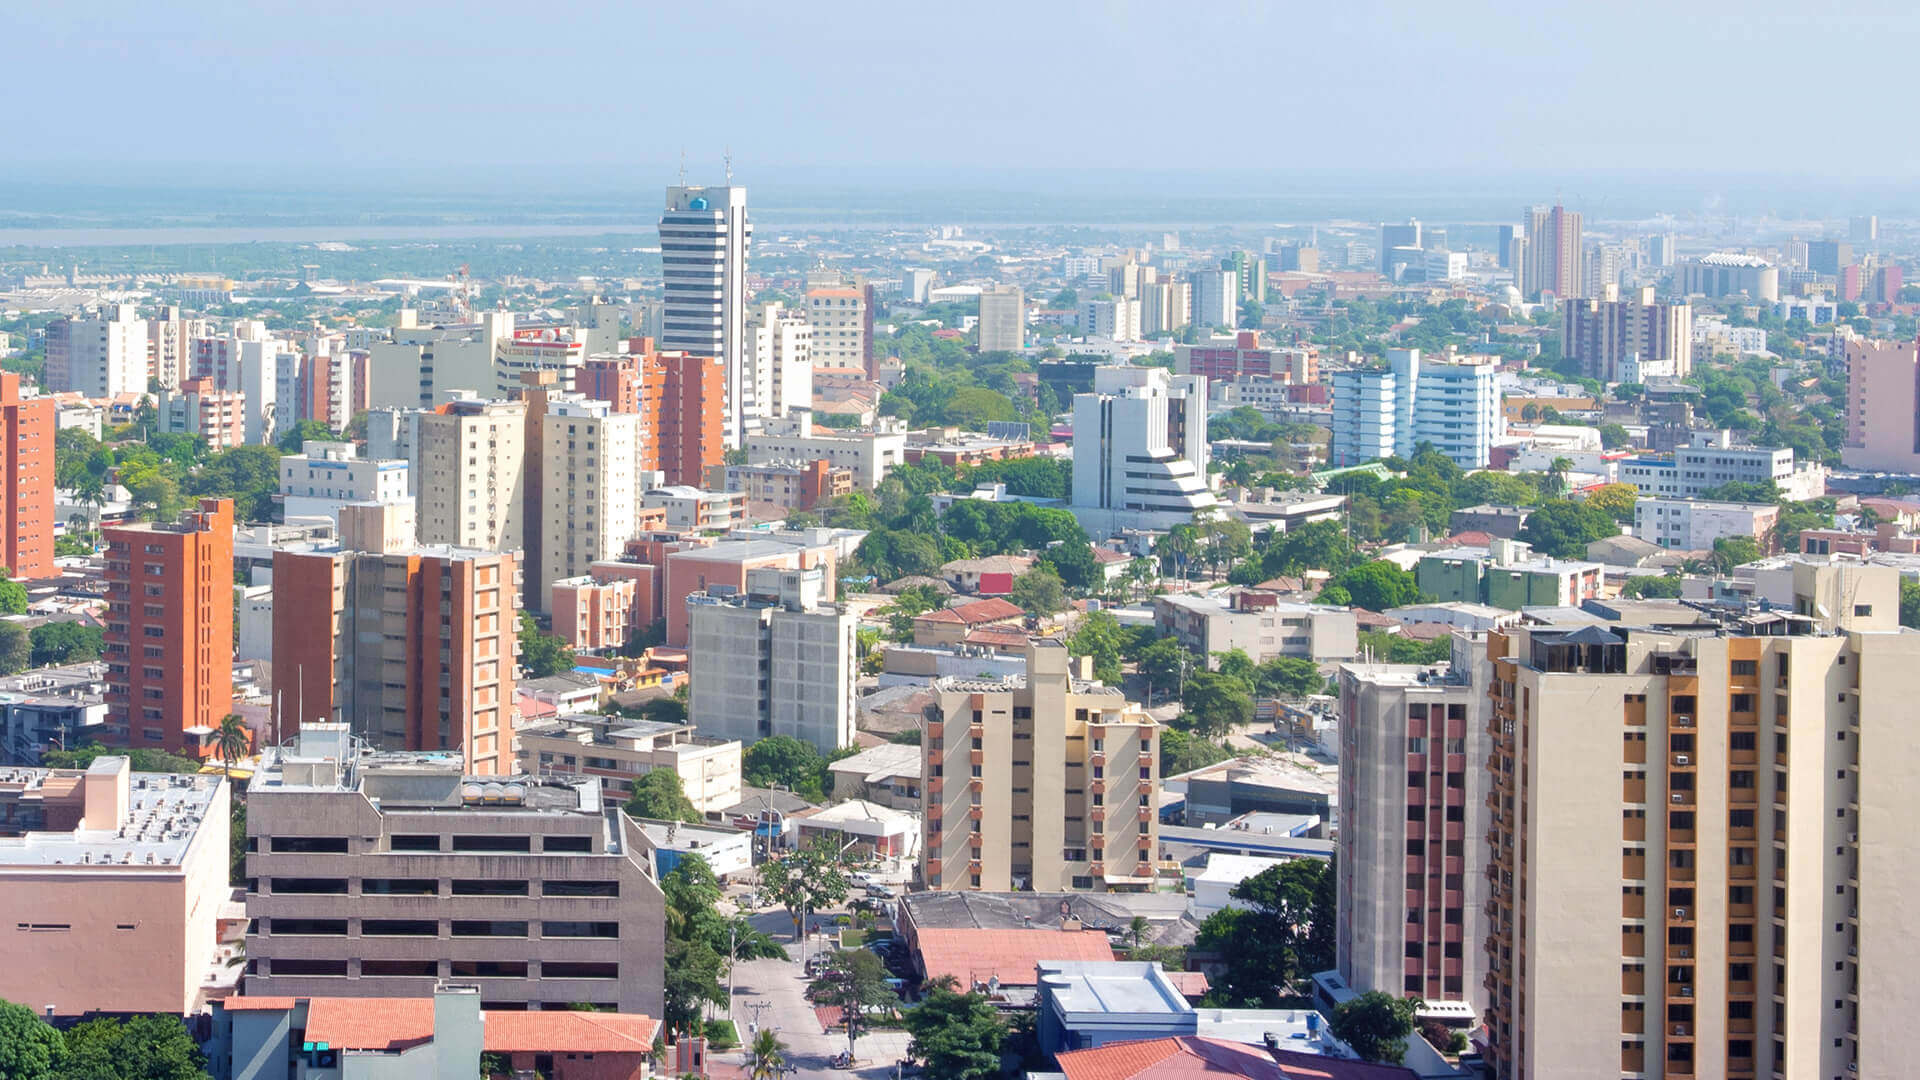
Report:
1841,337,1920,472
663,539,837,647
0,757,233,1017
551,575,639,650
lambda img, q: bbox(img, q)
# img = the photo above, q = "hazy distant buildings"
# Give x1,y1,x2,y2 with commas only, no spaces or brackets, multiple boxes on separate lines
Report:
661,185,753,448
1677,254,1780,302
1560,285,1693,382
1807,238,1852,276
1080,297,1140,342
1190,269,1237,329
1330,349,1502,469
46,305,147,399
805,286,867,372
1522,203,1583,299
978,285,1026,352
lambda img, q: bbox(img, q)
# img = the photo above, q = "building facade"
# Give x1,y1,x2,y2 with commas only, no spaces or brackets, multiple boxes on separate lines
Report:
414,397,527,554
1634,498,1779,552
1070,366,1216,533
686,567,856,754
804,287,866,370
661,185,752,447
1841,337,1920,473
1522,203,1583,299
516,712,742,813
1560,285,1694,383
745,412,907,489
0,373,55,580
921,641,1160,893
101,498,234,759
1329,350,1502,469
46,305,147,398
1677,254,1780,302
539,398,646,609
978,285,1026,352
278,440,411,531
242,725,666,1015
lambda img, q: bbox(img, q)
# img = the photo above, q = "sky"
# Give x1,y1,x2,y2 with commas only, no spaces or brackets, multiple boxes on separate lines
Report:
5,1,1918,193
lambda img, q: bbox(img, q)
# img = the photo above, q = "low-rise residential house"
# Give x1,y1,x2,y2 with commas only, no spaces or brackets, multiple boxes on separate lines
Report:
940,554,1036,596
1415,539,1602,611
911,596,1028,647
1153,590,1358,662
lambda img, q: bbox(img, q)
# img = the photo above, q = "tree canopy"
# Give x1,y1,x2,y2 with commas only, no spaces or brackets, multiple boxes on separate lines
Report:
904,979,1009,1080
624,768,703,824
1195,857,1335,1006
1328,990,1420,1065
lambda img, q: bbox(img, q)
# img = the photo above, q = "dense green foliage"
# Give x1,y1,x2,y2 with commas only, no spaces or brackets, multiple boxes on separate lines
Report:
1515,499,1619,558
741,735,846,801
29,622,104,667
1329,991,1421,1065
0,1005,212,1080
516,612,575,678
905,980,1009,1080
1195,858,1336,1006
624,768,703,824
41,742,203,774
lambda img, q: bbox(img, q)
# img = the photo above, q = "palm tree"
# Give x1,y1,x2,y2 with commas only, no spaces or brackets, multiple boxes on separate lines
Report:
748,1027,789,1080
1129,915,1150,951
214,714,249,776
1546,457,1573,500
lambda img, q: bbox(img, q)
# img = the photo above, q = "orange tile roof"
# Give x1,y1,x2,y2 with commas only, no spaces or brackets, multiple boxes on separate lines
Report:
482,1010,659,1053
219,996,297,1012
1057,1036,1418,1080
1163,970,1210,998
950,597,1025,624
913,927,1114,988
304,997,436,1051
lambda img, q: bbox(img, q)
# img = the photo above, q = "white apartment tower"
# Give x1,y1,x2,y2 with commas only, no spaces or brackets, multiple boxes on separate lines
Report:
1070,367,1216,533
978,285,1026,352
538,396,646,610
661,185,753,448
46,305,148,398
414,397,527,555
1329,349,1502,469
746,301,813,422
687,566,856,755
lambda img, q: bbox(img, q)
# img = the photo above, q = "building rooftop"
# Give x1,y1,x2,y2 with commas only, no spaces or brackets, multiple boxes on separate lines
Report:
827,741,924,784
304,996,436,1052
914,927,1116,989
1039,961,1189,1017
481,1009,659,1053
0,760,221,868
250,725,603,816
902,890,1196,939
1057,1035,1418,1080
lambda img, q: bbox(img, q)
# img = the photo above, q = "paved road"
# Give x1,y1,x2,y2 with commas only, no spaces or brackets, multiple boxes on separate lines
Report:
717,909,911,1080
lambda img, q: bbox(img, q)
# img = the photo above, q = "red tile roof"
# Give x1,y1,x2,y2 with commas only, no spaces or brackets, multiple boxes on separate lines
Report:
1163,970,1211,998
304,997,436,1051
914,927,1115,988
1056,1036,1418,1080
482,1010,660,1053
964,626,1031,649
1447,530,1497,546
914,597,1026,628
220,996,297,1012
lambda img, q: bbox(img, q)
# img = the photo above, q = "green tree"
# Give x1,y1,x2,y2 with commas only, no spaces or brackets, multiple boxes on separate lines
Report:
1137,638,1192,705
55,1013,209,1080
1356,629,1452,665
904,978,1009,1080
809,949,899,1061
625,768,703,824
214,714,249,775
276,419,335,453
190,444,285,521
760,837,854,957
1040,542,1102,593
742,735,827,798
28,622,103,667
1159,728,1231,776
1711,536,1763,572
1009,567,1065,617
0,623,29,677
1195,858,1335,1005
1698,480,1781,504
1254,656,1324,698
1584,482,1640,523
1068,611,1126,684
1180,670,1254,739
0,998,65,1080
748,1028,790,1080
1903,579,1920,630
1622,575,1683,599
1322,560,1421,611
515,612,574,679
1328,990,1420,1065
1597,423,1631,449
0,573,27,615
1516,499,1619,559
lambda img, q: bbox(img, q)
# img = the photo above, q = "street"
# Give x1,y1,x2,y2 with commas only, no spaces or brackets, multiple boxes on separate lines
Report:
714,906,912,1080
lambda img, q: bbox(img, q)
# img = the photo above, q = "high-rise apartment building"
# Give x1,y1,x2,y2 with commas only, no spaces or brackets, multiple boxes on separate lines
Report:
920,640,1160,893
494,328,586,397
272,511,516,774
804,286,867,371
686,566,855,755
1336,641,1492,1009
414,397,527,555
1522,203,1583,299
1481,565,1920,1080
1070,367,1216,533
147,306,205,390
101,498,235,759
1840,337,1920,473
577,340,725,489
365,312,514,410
1329,350,1503,469
1380,220,1422,260
1807,239,1852,277
46,305,148,398
746,301,813,420
1079,297,1140,342
539,397,645,610
978,285,1026,352
660,185,752,448
1849,215,1878,246
1137,279,1191,336
1560,284,1693,382
243,723,666,1015
157,377,246,449
0,373,55,581
1191,269,1237,329
1646,233,1678,268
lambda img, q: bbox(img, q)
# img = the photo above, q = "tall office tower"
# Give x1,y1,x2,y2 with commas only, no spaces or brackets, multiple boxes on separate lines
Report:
803,285,866,371
1380,219,1422,260
1807,239,1852,277
1337,638,1492,1007
1070,367,1215,533
746,301,813,420
414,397,527,554
101,498,234,759
920,639,1160,893
660,185,752,448
1849,215,1878,245
1497,224,1522,272
686,565,856,755
1646,233,1678,268
1482,565,1920,1080
978,285,1026,352
1522,203,1583,299
1079,297,1140,342
1840,337,1920,472
45,305,148,398
1136,280,1192,336
0,373,54,580
538,397,645,611
272,509,517,774
1560,284,1694,382
244,723,666,1015
1190,269,1237,329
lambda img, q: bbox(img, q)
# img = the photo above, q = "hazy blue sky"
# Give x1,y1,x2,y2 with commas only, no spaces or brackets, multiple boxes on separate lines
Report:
6,1,1917,188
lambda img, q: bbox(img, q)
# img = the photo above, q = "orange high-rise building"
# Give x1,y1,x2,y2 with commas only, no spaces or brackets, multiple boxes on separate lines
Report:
271,505,517,774
0,373,55,581
102,498,235,758
579,338,726,488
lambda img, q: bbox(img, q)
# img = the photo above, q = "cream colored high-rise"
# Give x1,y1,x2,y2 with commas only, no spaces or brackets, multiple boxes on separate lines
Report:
921,641,1160,894
1482,563,1920,1080
538,396,645,611
415,397,527,554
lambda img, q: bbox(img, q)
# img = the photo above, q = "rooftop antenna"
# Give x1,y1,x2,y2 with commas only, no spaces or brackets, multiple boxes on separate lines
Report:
725,147,733,183
677,149,686,187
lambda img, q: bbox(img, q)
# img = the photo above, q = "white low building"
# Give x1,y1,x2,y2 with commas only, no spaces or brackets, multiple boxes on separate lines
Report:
1189,853,1290,916
278,440,412,535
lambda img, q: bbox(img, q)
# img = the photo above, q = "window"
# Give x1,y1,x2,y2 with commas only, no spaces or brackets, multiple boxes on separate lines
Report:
450,961,529,978
271,878,349,895
543,922,619,938
451,835,531,853
270,959,347,977
452,880,529,897
362,960,439,977
269,918,347,936
544,880,618,898
543,962,618,979
453,920,528,937
271,836,349,854
544,836,592,853
390,834,440,851
362,878,437,895
362,919,439,936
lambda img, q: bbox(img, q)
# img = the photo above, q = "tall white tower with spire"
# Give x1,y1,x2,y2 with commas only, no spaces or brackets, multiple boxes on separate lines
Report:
660,183,753,447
